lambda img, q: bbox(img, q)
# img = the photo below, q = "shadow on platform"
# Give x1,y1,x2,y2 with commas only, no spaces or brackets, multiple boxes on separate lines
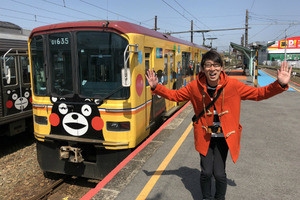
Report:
143,166,237,199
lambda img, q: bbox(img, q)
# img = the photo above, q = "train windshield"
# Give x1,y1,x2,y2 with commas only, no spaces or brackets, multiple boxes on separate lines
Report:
49,32,73,96
77,31,129,99
30,35,46,96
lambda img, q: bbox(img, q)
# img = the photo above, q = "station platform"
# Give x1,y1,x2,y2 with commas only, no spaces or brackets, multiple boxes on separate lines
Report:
82,70,300,200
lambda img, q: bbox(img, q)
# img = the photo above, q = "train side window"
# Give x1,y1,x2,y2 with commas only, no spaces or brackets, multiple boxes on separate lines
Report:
177,61,181,76
21,56,31,84
163,53,168,85
170,53,174,81
145,51,151,86
182,52,192,76
30,35,47,96
1,56,17,86
145,53,150,59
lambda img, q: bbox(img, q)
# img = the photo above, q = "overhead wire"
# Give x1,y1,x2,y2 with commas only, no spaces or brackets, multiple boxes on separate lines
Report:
80,0,139,23
0,7,65,22
161,0,190,23
172,0,209,29
161,0,218,46
249,24,272,40
79,0,154,28
11,0,86,20
250,12,300,23
249,0,255,12
0,13,49,24
42,0,101,19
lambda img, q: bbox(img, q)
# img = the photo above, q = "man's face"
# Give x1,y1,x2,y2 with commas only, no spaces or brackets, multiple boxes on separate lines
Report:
203,59,223,87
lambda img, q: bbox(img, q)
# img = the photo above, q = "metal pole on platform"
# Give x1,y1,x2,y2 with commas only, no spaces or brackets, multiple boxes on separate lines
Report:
254,49,258,87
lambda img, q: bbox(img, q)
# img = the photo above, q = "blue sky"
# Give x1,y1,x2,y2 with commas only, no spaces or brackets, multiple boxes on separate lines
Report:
1,0,299,51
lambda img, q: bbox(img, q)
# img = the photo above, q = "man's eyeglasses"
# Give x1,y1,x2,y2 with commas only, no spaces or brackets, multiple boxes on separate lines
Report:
204,63,221,69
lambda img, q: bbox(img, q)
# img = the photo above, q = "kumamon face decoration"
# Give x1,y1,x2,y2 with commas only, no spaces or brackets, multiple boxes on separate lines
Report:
49,97,104,139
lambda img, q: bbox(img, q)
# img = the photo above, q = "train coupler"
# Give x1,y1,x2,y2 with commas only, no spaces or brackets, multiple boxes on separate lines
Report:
59,146,84,163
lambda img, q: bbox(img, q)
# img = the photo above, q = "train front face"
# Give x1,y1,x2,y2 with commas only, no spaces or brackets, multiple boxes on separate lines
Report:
29,24,131,179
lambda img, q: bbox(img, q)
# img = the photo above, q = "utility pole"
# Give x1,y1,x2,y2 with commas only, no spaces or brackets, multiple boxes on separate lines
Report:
155,16,157,31
245,9,249,47
191,20,193,43
207,38,217,49
284,29,287,67
241,34,244,47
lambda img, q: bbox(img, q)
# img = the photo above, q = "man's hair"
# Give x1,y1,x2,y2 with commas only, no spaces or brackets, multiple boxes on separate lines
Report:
200,50,223,69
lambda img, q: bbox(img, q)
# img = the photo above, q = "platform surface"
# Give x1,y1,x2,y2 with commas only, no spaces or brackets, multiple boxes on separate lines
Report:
84,72,300,200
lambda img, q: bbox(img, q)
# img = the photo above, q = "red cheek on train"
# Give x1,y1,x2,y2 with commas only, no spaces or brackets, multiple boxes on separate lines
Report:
92,116,104,131
49,113,60,126
6,100,13,108
29,97,32,103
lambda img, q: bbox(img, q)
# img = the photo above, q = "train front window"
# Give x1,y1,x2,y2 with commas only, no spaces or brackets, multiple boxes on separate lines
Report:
21,56,30,84
77,31,129,99
30,35,46,96
49,32,73,96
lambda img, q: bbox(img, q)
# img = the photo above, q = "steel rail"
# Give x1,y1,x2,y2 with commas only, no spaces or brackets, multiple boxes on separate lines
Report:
29,178,65,200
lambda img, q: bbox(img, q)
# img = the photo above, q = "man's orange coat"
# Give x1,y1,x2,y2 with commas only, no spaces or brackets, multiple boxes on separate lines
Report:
152,71,288,163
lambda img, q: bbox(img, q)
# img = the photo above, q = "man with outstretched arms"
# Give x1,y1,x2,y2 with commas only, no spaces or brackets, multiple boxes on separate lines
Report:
145,50,292,200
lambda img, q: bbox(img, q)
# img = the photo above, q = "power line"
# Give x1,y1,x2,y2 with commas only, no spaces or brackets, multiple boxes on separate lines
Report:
250,23,300,25
172,0,208,29
169,27,247,34
250,12,300,23
79,0,152,27
249,24,272,40
161,0,190,23
0,13,48,24
273,24,299,41
200,15,244,19
0,7,65,22
249,0,255,12
287,30,300,38
11,0,86,20
42,0,101,19
162,0,221,43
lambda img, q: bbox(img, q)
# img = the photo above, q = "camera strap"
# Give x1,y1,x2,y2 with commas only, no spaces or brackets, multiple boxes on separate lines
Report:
192,87,224,124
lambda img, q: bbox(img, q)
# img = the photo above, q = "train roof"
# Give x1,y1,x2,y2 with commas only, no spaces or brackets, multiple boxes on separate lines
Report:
30,21,209,50
0,33,28,52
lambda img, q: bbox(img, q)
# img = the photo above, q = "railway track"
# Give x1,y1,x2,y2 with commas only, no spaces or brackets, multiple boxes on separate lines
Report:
28,175,100,200
261,67,300,86
29,178,65,200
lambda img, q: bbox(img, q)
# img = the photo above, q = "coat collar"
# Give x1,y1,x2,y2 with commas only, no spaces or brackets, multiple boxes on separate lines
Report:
197,70,229,89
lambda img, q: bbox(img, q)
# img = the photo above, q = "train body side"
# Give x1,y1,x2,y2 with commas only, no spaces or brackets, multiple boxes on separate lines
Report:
0,31,32,136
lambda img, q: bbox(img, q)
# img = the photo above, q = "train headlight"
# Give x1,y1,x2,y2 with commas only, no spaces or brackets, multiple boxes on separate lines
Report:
106,122,130,131
34,115,48,125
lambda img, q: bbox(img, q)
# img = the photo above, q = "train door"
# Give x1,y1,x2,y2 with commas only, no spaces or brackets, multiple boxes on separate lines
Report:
144,47,152,128
169,51,177,108
0,50,32,117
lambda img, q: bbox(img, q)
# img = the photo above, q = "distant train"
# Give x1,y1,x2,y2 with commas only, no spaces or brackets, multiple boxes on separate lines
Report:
29,20,209,179
0,22,32,136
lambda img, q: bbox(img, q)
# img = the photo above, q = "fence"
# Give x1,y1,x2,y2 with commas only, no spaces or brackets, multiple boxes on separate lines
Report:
263,60,300,68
